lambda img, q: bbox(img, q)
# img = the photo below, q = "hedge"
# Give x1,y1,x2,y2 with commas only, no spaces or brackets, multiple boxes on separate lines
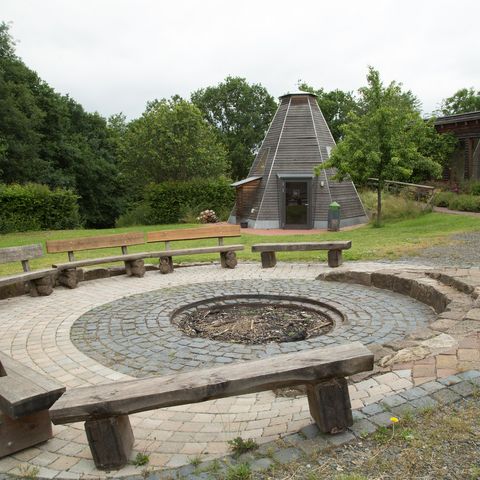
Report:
0,183,81,233
145,178,235,224
433,191,480,212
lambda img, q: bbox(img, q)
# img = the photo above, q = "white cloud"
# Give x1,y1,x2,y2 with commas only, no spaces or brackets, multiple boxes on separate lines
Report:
3,0,479,119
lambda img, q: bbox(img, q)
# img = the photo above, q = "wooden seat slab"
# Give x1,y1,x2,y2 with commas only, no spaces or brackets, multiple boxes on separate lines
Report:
251,241,352,252
0,353,65,458
50,342,373,470
0,268,57,288
147,244,244,258
146,225,243,274
0,244,55,296
252,241,352,268
52,252,150,270
47,232,146,288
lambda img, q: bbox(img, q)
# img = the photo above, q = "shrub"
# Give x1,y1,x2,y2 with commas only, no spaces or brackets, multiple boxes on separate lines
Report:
115,202,153,227
0,183,81,233
359,189,431,223
145,178,235,224
433,191,455,208
447,194,480,212
458,179,480,195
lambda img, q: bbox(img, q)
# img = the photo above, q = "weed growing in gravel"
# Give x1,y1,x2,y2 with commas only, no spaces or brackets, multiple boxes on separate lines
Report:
228,437,258,456
225,463,252,480
189,455,202,467
132,452,150,467
16,465,39,479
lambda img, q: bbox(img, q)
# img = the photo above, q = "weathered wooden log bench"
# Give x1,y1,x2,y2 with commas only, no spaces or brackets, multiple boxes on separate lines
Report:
146,225,244,274
50,342,373,470
0,352,65,457
0,244,57,296
251,241,352,268
46,233,146,288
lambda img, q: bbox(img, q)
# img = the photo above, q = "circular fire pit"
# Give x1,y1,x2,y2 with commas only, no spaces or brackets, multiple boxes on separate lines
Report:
173,295,341,344
71,279,437,378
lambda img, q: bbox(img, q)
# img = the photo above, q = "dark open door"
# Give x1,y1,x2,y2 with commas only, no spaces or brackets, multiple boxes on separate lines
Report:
281,179,312,228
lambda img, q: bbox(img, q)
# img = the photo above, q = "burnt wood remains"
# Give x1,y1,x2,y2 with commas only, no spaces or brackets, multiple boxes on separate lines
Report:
0,353,65,457
50,342,373,470
252,241,352,268
46,233,146,288
0,244,56,296
145,225,244,274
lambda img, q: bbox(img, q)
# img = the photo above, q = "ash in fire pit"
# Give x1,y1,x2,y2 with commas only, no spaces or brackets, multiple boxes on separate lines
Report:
174,299,337,345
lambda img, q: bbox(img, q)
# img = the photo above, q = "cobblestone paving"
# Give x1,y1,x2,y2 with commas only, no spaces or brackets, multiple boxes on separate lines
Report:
0,261,477,479
71,279,435,378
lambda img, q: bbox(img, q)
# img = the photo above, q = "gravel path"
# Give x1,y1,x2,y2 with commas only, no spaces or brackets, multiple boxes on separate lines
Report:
398,231,480,267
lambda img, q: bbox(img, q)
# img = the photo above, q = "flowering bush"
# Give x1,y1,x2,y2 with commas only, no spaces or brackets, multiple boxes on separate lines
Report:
197,209,219,223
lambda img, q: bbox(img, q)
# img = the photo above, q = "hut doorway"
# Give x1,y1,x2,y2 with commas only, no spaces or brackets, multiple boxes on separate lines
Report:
281,178,312,229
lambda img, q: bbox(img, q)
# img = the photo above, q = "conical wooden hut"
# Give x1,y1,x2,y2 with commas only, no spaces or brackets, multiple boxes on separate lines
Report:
228,91,367,229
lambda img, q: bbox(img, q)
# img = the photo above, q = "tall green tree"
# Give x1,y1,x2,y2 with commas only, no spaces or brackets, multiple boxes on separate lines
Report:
298,82,358,142
119,97,227,190
0,22,124,227
320,67,446,225
440,88,480,115
191,76,277,180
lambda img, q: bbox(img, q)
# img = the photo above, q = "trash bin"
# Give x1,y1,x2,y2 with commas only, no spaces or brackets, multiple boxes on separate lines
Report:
328,201,341,231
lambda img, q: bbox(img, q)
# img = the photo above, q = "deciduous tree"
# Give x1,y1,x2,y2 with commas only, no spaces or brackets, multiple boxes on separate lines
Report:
440,88,480,115
320,67,446,225
191,77,277,180
119,97,227,190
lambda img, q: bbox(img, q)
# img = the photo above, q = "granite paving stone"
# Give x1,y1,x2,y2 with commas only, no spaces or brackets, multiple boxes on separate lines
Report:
0,261,478,479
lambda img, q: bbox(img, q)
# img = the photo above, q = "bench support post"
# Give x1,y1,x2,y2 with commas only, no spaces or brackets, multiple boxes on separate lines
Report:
220,251,237,269
58,268,79,289
159,256,174,274
260,251,276,268
327,249,343,268
124,259,145,277
85,415,134,470
306,377,353,433
28,275,54,296
0,410,53,458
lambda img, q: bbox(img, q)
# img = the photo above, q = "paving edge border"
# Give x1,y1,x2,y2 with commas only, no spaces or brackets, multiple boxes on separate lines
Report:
3,370,478,480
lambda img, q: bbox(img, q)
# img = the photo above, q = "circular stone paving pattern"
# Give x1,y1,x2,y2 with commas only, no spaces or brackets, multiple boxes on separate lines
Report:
71,279,437,377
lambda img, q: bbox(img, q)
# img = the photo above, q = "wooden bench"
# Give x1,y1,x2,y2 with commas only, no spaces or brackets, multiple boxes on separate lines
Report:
251,241,352,268
46,233,146,288
0,244,57,296
50,342,373,470
146,225,244,274
0,353,65,457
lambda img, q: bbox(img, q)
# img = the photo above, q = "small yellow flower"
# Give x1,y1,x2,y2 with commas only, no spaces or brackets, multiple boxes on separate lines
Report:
390,417,399,423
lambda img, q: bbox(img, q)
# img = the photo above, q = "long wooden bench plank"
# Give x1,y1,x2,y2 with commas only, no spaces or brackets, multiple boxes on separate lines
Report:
50,342,372,424
0,353,65,419
0,268,57,288
52,253,150,270
46,232,145,254
251,241,352,252
147,225,241,243
147,245,244,258
0,244,43,264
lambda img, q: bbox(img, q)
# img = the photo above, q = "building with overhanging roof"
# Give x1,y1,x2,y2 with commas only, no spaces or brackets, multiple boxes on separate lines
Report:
228,91,368,229
434,111,480,181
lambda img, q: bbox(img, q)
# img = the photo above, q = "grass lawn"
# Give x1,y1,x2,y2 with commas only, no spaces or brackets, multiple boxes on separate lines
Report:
0,212,479,275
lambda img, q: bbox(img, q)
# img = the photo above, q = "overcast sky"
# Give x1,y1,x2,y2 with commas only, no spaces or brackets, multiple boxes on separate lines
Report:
3,0,479,120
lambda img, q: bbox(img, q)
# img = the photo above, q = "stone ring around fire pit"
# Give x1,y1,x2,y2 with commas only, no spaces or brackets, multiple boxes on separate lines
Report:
71,278,436,378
